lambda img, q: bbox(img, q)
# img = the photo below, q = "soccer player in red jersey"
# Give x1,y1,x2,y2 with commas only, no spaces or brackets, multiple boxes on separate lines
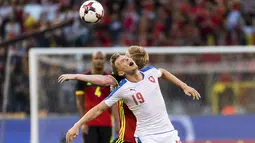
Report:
59,46,199,143
75,51,119,143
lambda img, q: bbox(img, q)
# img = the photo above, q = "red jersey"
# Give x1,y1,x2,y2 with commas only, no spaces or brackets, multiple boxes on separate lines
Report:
117,101,136,143
112,74,136,143
75,71,112,127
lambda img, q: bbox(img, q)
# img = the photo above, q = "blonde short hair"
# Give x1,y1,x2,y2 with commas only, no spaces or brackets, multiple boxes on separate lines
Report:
128,45,149,69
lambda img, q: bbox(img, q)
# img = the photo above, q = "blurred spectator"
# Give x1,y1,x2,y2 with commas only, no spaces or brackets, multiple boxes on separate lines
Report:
226,0,241,31
219,87,236,115
24,0,43,21
109,14,122,45
241,12,255,45
2,11,21,40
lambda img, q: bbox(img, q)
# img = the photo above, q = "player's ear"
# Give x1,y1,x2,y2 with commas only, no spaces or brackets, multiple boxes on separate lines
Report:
118,71,124,76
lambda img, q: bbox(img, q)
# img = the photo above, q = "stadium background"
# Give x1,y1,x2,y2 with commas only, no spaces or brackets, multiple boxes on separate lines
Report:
0,0,255,143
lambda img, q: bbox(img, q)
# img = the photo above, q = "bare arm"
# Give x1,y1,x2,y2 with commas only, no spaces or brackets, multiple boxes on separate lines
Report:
74,101,109,128
66,84,122,143
111,103,120,134
58,74,117,86
159,68,201,99
159,68,188,89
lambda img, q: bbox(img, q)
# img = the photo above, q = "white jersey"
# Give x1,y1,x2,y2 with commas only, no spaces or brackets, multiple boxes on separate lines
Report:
104,66,175,137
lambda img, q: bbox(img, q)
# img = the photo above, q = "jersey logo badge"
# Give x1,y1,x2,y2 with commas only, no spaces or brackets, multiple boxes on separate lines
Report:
129,88,136,91
126,88,136,93
148,76,155,83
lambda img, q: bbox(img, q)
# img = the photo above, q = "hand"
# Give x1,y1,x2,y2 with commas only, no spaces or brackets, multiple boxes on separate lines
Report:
66,125,79,143
81,124,89,134
183,86,201,100
58,74,77,83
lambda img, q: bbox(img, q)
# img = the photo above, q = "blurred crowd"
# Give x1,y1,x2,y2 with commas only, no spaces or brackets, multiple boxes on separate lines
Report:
0,0,255,115
1,0,255,46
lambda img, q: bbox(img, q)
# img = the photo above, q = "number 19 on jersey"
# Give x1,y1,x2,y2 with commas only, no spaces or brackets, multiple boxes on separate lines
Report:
132,92,145,105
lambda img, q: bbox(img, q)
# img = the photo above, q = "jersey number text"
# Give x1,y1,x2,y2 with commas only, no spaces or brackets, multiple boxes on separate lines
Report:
132,92,144,105
95,87,102,97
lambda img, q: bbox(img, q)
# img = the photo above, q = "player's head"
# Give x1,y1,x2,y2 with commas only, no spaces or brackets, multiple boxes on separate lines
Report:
126,45,149,69
92,51,106,71
110,53,138,76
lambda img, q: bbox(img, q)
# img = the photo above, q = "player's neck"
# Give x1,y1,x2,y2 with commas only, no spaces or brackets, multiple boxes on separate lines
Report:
92,69,104,74
126,70,143,83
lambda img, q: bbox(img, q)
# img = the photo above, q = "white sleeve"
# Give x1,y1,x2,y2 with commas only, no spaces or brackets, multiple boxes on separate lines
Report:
155,68,162,78
104,86,122,107
141,65,162,78
151,66,162,78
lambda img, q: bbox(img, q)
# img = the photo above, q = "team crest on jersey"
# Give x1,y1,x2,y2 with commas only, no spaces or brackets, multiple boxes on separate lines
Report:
148,76,155,83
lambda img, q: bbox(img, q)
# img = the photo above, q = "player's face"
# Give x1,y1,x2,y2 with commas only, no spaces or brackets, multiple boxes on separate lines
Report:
115,55,138,76
92,52,105,70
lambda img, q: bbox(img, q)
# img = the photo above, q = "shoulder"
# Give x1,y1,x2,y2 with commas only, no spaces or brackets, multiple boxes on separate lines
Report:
109,79,128,95
119,79,127,86
114,79,127,90
140,65,158,72
140,65,162,77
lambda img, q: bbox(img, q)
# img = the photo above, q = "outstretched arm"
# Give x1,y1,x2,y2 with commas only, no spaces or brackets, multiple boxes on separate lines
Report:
159,68,201,100
66,101,109,143
58,74,117,86
76,101,109,127
66,85,122,143
111,103,120,134
159,68,187,89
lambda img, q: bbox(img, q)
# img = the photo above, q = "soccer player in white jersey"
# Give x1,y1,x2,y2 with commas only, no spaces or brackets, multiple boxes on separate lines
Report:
65,53,200,143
